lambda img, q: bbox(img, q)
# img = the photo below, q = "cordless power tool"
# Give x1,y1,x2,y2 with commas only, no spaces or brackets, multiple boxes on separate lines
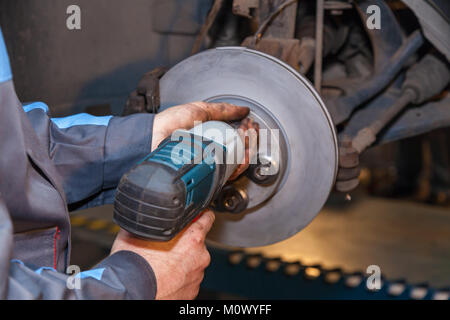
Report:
113,121,244,241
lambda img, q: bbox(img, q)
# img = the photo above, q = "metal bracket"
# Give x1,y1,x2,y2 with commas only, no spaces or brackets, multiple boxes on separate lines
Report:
123,67,167,115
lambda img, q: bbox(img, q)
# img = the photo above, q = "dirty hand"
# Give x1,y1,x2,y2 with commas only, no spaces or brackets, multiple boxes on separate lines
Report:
151,101,249,151
111,210,215,300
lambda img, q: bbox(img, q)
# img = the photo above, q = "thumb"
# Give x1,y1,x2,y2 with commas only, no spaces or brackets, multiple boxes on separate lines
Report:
192,209,216,235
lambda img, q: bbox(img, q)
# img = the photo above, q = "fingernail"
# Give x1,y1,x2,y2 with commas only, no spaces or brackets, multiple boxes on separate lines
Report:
205,210,215,222
194,209,214,222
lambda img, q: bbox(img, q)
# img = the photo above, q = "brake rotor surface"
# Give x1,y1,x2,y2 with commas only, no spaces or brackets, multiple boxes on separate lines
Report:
160,47,338,247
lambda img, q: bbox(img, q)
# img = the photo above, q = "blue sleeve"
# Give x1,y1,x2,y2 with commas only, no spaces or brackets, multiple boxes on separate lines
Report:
3,25,154,209
0,27,12,83
24,103,154,209
7,251,157,300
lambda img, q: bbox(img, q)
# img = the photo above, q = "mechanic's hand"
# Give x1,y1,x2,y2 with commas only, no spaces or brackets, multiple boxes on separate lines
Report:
151,102,249,151
111,210,215,300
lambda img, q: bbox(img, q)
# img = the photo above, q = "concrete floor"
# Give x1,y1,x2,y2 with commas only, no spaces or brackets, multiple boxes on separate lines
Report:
243,193,450,288
72,193,450,288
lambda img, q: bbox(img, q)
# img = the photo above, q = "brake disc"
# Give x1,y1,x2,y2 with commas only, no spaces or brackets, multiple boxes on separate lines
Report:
160,47,338,247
